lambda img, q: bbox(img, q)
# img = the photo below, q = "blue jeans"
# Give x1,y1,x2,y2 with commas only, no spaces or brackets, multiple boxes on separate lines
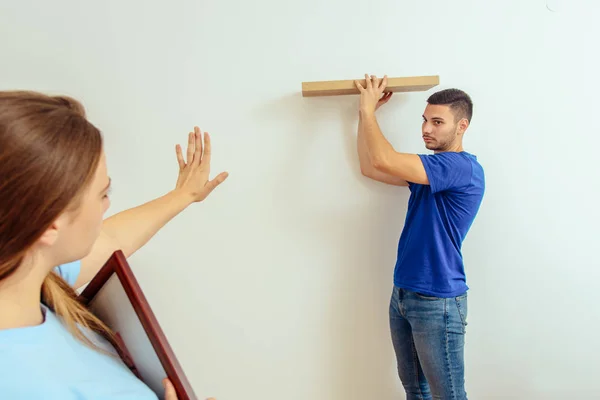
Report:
389,286,468,400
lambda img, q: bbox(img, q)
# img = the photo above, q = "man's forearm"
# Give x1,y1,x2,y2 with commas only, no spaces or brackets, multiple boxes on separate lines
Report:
102,189,194,258
360,109,395,168
357,115,374,172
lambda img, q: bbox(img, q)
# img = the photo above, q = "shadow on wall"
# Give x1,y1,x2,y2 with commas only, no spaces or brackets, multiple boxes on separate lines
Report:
251,91,412,399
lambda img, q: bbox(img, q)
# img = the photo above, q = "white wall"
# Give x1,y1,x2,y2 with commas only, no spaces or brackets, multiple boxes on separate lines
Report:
2,0,599,399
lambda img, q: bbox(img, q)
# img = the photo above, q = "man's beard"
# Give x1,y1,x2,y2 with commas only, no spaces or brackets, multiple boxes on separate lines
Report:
425,138,452,151
425,126,457,151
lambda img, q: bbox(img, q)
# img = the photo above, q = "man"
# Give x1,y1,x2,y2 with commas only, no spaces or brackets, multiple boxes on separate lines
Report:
355,74,485,400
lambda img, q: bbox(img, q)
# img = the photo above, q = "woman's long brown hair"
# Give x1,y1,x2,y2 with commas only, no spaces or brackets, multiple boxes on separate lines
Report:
0,90,118,353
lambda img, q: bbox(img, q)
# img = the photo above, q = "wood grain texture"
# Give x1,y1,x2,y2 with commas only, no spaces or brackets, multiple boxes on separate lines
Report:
301,75,439,97
79,250,198,400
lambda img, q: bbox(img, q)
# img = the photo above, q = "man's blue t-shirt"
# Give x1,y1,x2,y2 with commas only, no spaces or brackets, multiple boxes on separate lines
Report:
393,151,485,297
0,261,158,399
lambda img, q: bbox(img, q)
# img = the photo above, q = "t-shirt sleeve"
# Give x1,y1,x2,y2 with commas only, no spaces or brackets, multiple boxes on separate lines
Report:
418,152,472,194
54,260,82,287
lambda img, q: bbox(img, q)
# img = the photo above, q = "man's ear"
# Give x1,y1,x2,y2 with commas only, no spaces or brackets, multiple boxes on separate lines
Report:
458,118,469,134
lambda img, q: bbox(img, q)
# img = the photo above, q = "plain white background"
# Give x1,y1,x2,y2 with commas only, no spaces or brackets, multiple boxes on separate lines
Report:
1,0,599,399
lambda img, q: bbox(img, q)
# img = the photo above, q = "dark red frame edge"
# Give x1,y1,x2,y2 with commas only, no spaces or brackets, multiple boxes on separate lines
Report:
78,250,198,400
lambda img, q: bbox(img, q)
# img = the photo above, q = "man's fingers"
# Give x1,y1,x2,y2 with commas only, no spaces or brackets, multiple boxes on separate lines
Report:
381,74,388,89
354,80,365,91
176,145,185,170
186,132,195,164
371,74,380,88
365,73,372,88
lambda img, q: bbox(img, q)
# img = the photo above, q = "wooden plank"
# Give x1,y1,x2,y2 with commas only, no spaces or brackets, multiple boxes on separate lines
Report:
301,75,439,97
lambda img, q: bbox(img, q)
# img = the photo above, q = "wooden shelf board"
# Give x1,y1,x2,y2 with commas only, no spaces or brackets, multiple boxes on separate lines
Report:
301,75,439,97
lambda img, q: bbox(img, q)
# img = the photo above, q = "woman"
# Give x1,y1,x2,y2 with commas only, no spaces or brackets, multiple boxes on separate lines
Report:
0,91,227,399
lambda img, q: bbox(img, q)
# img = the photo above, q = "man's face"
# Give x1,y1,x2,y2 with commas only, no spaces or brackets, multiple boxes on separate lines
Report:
421,104,463,152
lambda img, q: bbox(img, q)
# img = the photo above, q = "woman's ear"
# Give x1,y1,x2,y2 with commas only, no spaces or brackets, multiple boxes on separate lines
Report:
37,219,61,247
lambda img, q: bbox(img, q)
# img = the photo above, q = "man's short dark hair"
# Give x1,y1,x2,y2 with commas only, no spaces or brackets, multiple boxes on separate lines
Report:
427,89,473,123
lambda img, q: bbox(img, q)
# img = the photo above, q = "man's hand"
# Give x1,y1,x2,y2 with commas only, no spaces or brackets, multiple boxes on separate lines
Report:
175,126,229,202
355,74,389,114
376,91,393,111
163,378,216,400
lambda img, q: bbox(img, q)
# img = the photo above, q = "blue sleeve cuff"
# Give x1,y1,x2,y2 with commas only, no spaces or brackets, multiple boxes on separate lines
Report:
418,154,438,193
54,260,82,287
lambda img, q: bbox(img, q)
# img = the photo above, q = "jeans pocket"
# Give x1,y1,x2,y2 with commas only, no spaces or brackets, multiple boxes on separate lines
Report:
414,291,443,301
454,295,468,333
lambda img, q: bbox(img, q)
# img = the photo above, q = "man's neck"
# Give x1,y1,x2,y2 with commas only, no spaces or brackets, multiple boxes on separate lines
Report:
435,142,464,154
0,260,47,330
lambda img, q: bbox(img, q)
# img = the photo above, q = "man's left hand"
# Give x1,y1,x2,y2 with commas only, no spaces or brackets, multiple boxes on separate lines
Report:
355,74,388,114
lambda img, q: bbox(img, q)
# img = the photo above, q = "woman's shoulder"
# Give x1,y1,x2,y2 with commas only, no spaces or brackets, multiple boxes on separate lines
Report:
0,309,158,399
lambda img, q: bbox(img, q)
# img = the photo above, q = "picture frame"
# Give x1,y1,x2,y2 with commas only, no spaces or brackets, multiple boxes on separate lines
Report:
78,250,197,400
